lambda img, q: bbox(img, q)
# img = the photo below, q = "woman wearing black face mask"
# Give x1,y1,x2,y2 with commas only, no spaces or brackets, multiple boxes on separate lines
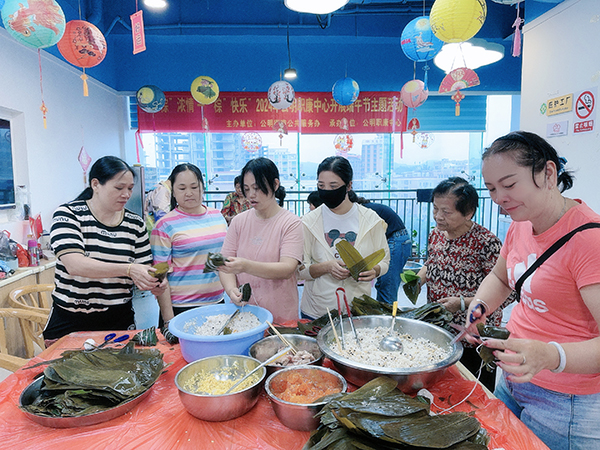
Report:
299,156,390,319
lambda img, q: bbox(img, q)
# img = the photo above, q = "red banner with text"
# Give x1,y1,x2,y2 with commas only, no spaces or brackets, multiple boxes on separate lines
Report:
137,91,407,135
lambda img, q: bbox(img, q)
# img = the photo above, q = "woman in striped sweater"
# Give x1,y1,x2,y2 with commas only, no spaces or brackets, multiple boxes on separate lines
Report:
46,156,166,343
150,164,227,330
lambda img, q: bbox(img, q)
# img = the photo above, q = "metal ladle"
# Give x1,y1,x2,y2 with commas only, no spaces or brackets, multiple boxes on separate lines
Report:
224,346,291,394
379,301,403,352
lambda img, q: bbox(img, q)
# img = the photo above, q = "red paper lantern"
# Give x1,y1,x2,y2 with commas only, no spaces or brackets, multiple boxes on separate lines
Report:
57,20,107,68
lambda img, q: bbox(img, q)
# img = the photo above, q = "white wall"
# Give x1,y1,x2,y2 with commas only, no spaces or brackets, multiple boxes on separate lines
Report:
0,28,128,244
520,0,600,211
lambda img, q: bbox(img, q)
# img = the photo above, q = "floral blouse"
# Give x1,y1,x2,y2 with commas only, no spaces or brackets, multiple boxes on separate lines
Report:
425,223,515,338
221,192,251,220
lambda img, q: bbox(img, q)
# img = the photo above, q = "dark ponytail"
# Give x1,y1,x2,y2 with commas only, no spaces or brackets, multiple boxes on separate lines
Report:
275,185,286,206
76,156,134,201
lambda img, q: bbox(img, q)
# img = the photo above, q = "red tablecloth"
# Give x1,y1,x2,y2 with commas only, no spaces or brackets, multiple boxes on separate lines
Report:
0,331,549,450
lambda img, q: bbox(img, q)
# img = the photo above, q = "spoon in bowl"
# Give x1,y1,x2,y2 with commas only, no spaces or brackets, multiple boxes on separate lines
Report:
379,301,403,352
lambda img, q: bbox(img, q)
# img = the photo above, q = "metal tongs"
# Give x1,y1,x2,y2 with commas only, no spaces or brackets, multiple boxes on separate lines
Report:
336,287,362,350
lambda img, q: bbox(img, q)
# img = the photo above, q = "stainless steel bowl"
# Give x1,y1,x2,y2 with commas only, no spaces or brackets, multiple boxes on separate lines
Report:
249,335,323,375
19,376,153,428
175,354,266,422
317,315,462,393
264,365,347,431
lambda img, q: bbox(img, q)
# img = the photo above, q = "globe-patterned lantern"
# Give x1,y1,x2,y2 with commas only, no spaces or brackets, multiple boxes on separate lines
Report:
401,16,444,62
136,85,166,113
57,20,107,68
332,77,360,106
430,0,487,43
268,80,295,110
191,76,220,105
1,0,65,48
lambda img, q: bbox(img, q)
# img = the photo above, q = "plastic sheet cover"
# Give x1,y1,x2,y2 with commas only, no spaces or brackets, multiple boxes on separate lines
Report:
0,331,549,449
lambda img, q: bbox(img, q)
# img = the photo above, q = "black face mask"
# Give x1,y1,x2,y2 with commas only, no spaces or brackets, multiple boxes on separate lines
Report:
318,185,347,210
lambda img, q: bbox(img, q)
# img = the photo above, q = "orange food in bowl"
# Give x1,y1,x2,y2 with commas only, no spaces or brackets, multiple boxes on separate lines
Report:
269,369,343,404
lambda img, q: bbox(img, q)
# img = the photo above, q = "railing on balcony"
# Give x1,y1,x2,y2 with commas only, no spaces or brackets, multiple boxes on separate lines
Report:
204,188,510,261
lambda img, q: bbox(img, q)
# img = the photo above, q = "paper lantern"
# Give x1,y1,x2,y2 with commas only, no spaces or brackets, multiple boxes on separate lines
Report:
268,81,295,110
136,85,166,113
401,16,444,62
191,76,220,105
401,80,429,109
242,132,262,153
334,134,353,154
57,20,107,68
332,77,360,106
1,0,65,48
430,0,487,43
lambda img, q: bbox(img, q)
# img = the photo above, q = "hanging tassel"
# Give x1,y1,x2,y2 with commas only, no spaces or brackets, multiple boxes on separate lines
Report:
452,90,465,117
423,64,430,91
512,2,524,57
40,102,48,129
135,130,144,164
81,71,89,97
38,50,48,129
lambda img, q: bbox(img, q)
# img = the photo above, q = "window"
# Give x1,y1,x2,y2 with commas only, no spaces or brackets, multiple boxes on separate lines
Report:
0,119,15,208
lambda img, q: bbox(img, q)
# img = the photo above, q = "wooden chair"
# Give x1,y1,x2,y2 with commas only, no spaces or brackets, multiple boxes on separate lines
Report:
8,284,54,315
0,308,48,372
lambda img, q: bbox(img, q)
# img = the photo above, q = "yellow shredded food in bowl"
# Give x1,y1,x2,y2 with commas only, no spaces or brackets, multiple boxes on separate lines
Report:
182,364,261,395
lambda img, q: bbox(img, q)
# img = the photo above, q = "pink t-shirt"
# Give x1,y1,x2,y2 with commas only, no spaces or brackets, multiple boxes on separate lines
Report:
502,200,600,394
221,208,303,324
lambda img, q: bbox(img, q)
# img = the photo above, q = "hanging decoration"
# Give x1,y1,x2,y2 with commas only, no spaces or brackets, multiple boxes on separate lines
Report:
57,20,107,96
130,10,146,55
191,76,220,105
439,67,480,116
339,117,350,131
268,81,295,110
136,85,166,113
401,16,444,62
332,77,360,106
416,133,435,149
430,0,487,43
272,120,288,145
1,0,65,48
511,2,524,57
78,146,92,185
334,134,353,154
241,132,262,152
401,79,429,110
408,118,421,143
400,16,444,89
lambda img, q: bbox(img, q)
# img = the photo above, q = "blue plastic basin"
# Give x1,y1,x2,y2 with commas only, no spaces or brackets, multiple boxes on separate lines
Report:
168,304,273,363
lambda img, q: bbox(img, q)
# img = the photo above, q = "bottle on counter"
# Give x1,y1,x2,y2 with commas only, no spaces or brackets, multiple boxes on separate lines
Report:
28,239,39,266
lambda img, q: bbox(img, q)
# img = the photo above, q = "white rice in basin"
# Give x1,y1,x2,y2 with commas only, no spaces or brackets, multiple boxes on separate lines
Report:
184,312,262,336
331,326,450,369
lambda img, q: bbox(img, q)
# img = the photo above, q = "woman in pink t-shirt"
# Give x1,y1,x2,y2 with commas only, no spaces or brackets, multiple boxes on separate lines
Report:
219,158,303,324
466,131,600,450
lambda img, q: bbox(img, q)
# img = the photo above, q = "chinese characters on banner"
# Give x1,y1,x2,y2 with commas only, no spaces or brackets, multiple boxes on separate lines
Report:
137,91,407,135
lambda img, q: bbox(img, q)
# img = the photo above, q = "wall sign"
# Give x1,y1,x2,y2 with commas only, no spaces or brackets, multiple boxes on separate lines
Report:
546,120,569,138
573,88,596,134
546,94,573,116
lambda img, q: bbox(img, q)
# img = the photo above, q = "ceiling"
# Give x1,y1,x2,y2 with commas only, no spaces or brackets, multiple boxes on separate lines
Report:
32,0,563,94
